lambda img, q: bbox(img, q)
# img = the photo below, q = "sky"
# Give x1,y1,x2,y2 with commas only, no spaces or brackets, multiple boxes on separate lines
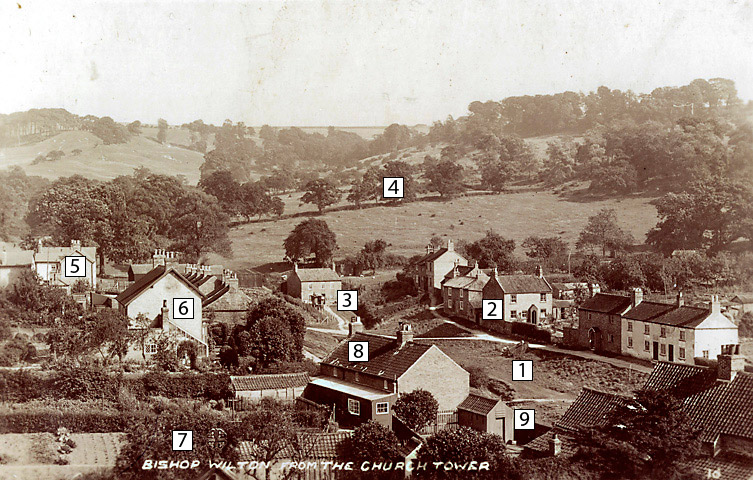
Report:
2,0,752,126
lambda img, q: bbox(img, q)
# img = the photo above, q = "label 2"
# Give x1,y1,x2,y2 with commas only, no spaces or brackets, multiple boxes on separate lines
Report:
482,299,503,320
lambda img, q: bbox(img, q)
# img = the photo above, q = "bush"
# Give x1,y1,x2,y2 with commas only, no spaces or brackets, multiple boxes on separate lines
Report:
467,365,490,389
510,322,551,343
738,312,753,338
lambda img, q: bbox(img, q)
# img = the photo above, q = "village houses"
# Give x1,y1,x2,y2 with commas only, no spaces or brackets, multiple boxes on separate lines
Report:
413,239,468,305
441,262,490,322
576,288,739,364
480,266,553,328
286,262,342,307
0,244,34,288
34,239,97,291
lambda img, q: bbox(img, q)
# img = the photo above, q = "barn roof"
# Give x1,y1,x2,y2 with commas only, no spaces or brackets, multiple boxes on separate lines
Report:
230,373,310,392
579,293,632,314
457,393,501,415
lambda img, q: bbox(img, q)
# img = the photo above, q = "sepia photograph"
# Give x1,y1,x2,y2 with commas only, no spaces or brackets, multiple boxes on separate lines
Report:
1,0,752,478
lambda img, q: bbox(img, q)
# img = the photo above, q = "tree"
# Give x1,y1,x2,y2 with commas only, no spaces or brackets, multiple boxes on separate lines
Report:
238,182,278,220
357,239,388,274
417,427,517,480
647,178,753,255
200,120,258,183
239,398,298,463
577,208,634,257
152,333,178,371
540,140,577,187
198,170,241,215
574,390,701,480
86,309,131,362
157,118,168,144
168,189,232,260
603,255,646,290
382,161,417,201
127,120,142,135
522,236,569,267
339,421,403,480
300,179,342,213
424,159,465,198
234,296,306,367
284,218,337,266
392,389,438,432
464,230,517,271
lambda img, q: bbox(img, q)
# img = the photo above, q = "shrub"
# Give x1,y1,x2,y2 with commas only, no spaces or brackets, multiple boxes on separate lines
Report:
65,438,77,448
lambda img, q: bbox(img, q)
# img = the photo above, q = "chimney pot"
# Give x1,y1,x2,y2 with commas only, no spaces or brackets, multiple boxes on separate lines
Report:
397,322,413,346
631,288,643,308
676,291,684,307
349,316,364,336
717,343,745,381
710,295,721,315
447,239,454,252
549,433,562,456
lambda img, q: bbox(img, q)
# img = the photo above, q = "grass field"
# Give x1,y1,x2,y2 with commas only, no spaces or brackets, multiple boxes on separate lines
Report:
215,189,658,270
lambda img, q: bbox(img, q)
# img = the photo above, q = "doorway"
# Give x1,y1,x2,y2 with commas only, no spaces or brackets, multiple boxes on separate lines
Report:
652,341,659,361
668,344,674,362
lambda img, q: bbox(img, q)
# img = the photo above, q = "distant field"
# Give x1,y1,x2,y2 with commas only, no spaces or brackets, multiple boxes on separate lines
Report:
0,130,205,184
214,189,658,270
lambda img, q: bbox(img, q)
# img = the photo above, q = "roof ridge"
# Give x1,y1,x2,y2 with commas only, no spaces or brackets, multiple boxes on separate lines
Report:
580,386,632,399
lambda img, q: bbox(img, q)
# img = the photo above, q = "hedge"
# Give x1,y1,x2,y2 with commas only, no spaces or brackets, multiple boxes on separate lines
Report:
510,322,552,343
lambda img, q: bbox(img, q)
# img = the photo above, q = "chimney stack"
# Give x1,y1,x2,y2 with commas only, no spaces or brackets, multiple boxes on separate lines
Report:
349,316,365,336
153,249,166,267
535,265,543,278
710,295,721,315
161,299,170,331
397,322,413,346
676,291,684,307
631,288,643,308
293,262,298,272
549,433,562,457
70,239,81,250
718,344,745,381
447,239,454,252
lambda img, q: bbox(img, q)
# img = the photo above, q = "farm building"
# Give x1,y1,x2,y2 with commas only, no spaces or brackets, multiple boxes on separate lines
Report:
230,373,310,402
457,393,514,442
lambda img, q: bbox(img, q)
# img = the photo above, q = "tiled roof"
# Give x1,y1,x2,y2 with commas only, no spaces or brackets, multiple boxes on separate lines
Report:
231,373,310,392
294,267,340,282
555,388,629,431
444,265,475,279
689,454,753,480
624,301,710,327
115,265,204,306
443,272,489,290
579,293,632,314
238,432,351,460
415,247,449,264
641,361,710,392
321,332,432,380
457,393,500,415
36,246,97,263
487,274,551,294
524,430,579,456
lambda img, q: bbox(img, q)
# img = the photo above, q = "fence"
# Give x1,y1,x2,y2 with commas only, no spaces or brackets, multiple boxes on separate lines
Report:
419,409,458,435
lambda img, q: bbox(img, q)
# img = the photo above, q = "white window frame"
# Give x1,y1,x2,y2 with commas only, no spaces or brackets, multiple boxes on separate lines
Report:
510,310,517,319
347,398,360,416
660,344,666,356
679,347,686,360
510,294,517,303
448,299,453,308
540,293,547,302
660,327,667,338
627,336,633,349
644,340,650,352
376,402,389,415
145,343,157,355
627,321,633,332
459,300,464,310
679,330,685,342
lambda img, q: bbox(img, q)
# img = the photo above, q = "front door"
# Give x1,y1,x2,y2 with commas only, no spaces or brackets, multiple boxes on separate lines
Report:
653,342,659,361
529,307,537,325
668,344,674,362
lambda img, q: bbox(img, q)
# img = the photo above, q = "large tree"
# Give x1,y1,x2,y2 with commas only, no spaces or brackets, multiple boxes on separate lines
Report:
339,421,403,480
284,218,337,266
424,158,465,198
576,208,634,257
233,296,306,367
168,189,232,260
300,179,342,213
392,389,439,432
464,230,517,271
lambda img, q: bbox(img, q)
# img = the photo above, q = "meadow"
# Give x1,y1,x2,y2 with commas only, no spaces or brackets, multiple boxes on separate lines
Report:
214,188,659,271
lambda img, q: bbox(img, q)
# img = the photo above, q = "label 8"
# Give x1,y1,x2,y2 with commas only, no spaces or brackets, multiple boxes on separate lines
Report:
173,298,195,320
383,177,404,199
482,299,503,320
512,360,533,381
172,430,193,451
64,256,87,278
348,341,369,362
514,409,535,430
337,290,358,311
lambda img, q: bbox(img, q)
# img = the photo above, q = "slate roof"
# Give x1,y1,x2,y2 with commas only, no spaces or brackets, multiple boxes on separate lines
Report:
0,250,34,266
321,332,433,380
36,245,97,263
624,301,710,327
487,274,551,294
579,293,632,314
555,388,629,431
293,267,340,282
238,432,351,461
731,294,753,305
231,373,310,392
415,247,449,265
689,454,753,480
116,265,204,306
457,393,501,415
443,272,489,290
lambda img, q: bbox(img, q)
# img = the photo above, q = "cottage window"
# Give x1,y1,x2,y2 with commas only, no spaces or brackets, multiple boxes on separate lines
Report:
510,310,517,319
644,324,650,335
608,334,614,343
627,336,633,349
703,350,709,359
376,402,389,415
627,321,633,332
347,398,360,416
145,343,157,355
354,372,360,382
644,340,650,352
679,348,686,360
660,344,666,356
383,379,389,390
521,311,528,320
540,293,547,302
448,299,453,308
459,301,464,310
541,309,546,316
679,330,685,342
660,327,667,338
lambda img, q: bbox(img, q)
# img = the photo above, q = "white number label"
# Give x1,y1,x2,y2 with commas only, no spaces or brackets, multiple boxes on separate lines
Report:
348,341,369,362
173,298,194,319
512,360,533,381
172,430,193,451
337,290,358,311
482,299,503,320
706,468,721,479
514,409,535,430
64,256,86,278
383,177,404,199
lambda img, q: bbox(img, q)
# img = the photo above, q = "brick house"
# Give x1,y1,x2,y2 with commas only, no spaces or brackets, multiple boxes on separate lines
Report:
578,289,738,364
413,240,468,305
301,323,469,430
480,267,553,327
442,263,490,322
35,239,97,290
286,263,341,307
524,345,753,479
116,265,210,359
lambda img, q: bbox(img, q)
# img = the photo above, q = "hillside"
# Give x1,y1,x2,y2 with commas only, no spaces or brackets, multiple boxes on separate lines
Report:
212,189,658,271
0,130,205,183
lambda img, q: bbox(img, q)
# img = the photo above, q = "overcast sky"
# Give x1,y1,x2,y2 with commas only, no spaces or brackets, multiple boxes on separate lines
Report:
2,0,752,126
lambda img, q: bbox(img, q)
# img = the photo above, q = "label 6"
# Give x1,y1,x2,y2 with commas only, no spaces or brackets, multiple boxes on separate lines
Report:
173,298,194,319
